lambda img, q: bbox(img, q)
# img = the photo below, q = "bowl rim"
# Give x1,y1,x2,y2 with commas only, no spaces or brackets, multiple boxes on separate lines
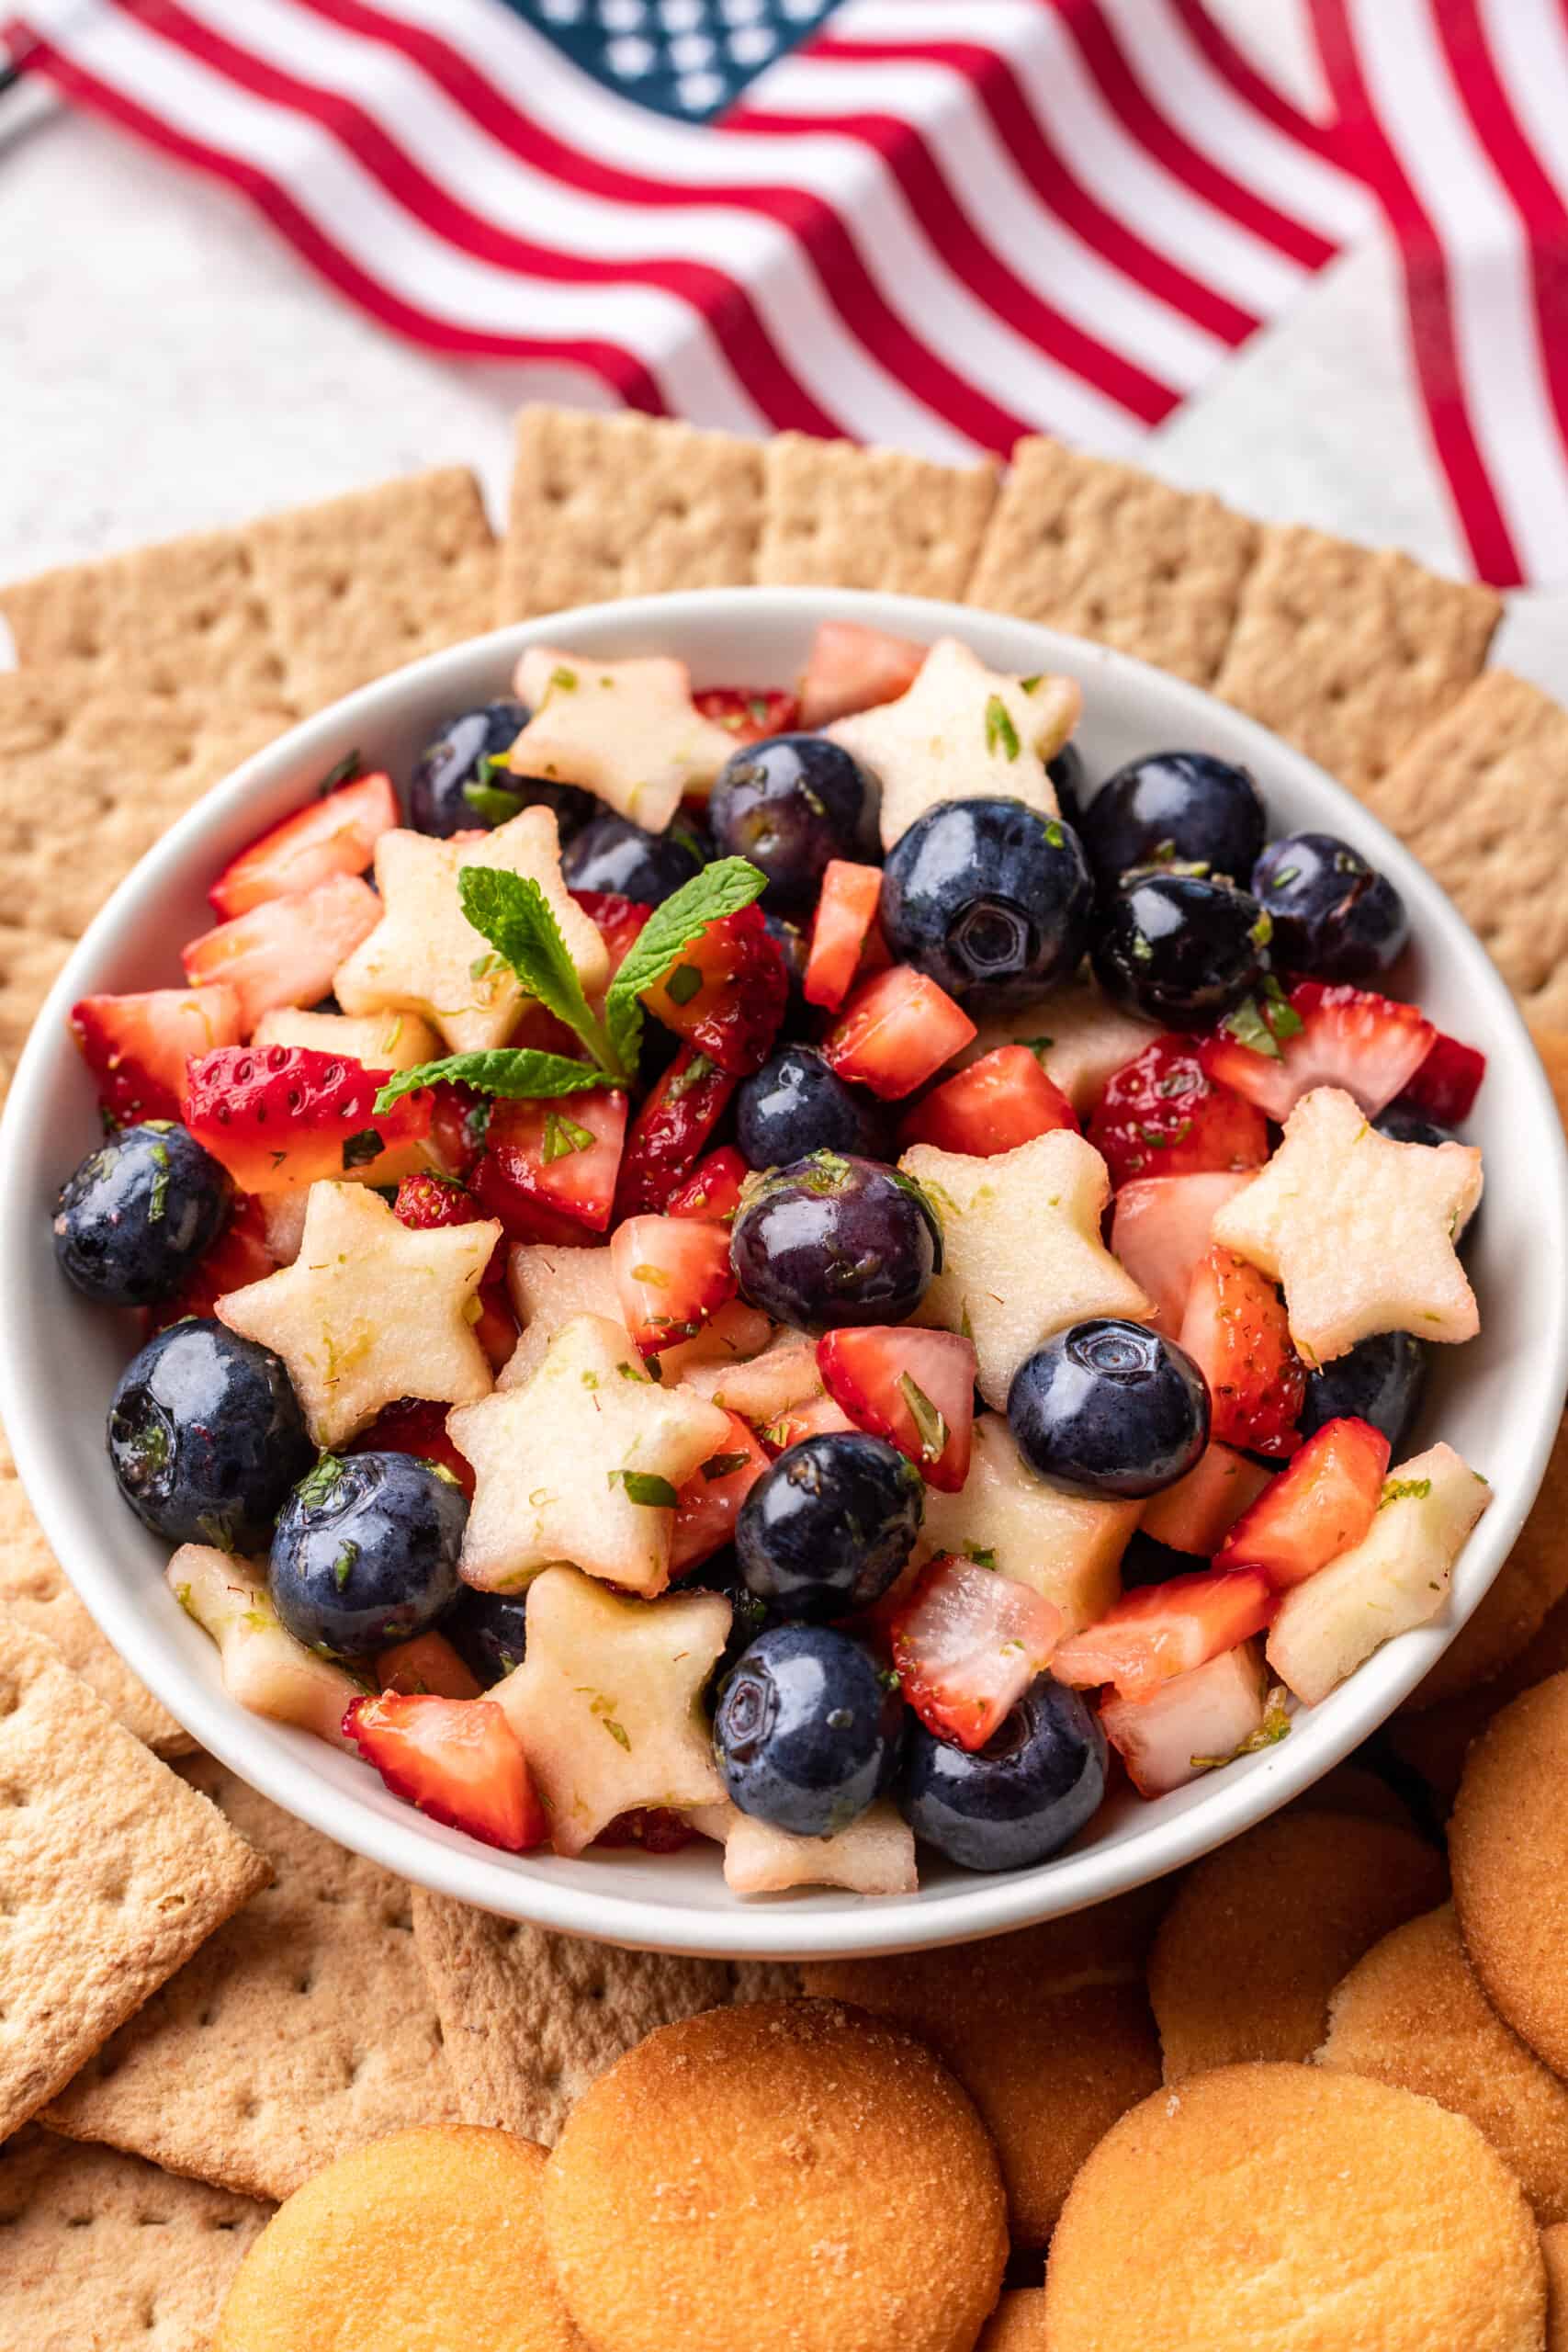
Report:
3,582,1563,1960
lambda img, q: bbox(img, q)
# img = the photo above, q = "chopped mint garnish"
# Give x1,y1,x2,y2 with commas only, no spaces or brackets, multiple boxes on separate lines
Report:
609,1469,679,1508
1379,1476,1432,1510
663,962,704,1007
1271,865,1300,888
1249,910,1274,950
341,1127,384,1170
1044,819,1065,849
1130,933,1154,964
146,1136,170,1222
964,1544,998,1570
1192,1685,1292,1769
897,1372,947,1464
318,749,362,793
548,665,579,694
541,1109,596,1163
461,777,527,827
1019,674,1043,694
1219,995,1282,1060
985,695,1020,760
701,1452,752,1482
606,855,768,1076
297,1453,346,1509
333,1543,358,1592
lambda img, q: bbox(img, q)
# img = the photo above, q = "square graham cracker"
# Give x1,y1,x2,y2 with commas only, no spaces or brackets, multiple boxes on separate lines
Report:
0,1619,268,2142
755,433,998,599
412,1889,795,2145
964,437,1259,686
498,406,763,621
44,1756,462,2202
0,2125,270,2352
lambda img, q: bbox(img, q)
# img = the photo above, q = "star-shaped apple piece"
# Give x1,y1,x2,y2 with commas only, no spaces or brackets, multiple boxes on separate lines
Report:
491,1565,728,1854
918,1412,1139,1635
168,1544,363,1747
333,805,608,1056
509,647,739,833
958,978,1158,1117
901,1129,1150,1408
690,1798,919,1896
1210,1085,1483,1365
217,1182,499,1447
448,1313,732,1598
828,637,1080,851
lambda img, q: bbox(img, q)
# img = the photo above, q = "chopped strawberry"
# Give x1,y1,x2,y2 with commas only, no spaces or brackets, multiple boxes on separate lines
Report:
670,1412,770,1575
429,1082,494,1182
344,1691,547,1852
347,1397,475,1498
183,1044,434,1194
817,1325,976,1493
821,966,977,1101
1088,1035,1269,1188
569,888,652,982
611,1214,737,1355
375,1631,484,1702
693,684,800,744
665,1145,750,1226
144,1193,275,1335
1213,1415,1390,1589
900,1045,1078,1158
596,1807,700,1854
1179,1247,1304,1459
1400,1029,1486,1126
469,1088,627,1241
804,861,884,1013
1052,1567,1276,1702
393,1171,515,1369
181,874,381,1031
1109,1171,1253,1340
1201,980,1435,1122
639,902,787,1077
760,1392,856,1454
615,1047,737,1218
70,984,242,1125
1100,1643,1273,1798
208,773,399,918
796,620,926,729
890,1554,1063,1751
1138,1442,1274,1556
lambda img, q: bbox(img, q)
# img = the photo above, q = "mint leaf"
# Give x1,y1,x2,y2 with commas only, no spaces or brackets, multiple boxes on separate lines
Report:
458,867,620,1074
604,855,767,1074
1219,996,1281,1060
373,1050,610,1115
462,776,527,827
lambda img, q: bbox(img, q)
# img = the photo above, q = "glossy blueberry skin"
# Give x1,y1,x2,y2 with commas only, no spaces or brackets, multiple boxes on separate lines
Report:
897,1674,1107,1872
708,733,880,911
1047,741,1089,830
729,1151,939,1330
714,1623,903,1838
1252,831,1409,981
687,1544,777,1692
107,1319,313,1552
409,699,596,841
561,811,704,906
762,911,809,1018
736,1433,925,1620
881,798,1094,1008
53,1124,231,1308
1078,750,1266,892
1373,1102,1452,1148
1298,1329,1429,1454
444,1587,529,1688
736,1046,890,1170
1008,1318,1210,1499
1091,872,1269,1028
1117,1530,1204,1589
269,1452,467,1660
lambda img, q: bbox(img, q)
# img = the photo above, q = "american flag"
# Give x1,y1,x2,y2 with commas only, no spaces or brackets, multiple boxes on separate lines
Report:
6,0,1568,589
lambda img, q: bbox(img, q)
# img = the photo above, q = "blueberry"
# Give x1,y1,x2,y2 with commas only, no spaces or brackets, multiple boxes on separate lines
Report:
53,1123,231,1308
1078,750,1266,891
714,1623,902,1837
409,699,596,841
762,911,810,1022
1298,1329,1428,1454
268,1451,466,1659
897,1674,1106,1871
736,1433,924,1620
107,1319,312,1551
881,798,1094,1008
1008,1318,1210,1499
736,1046,889,1170
1373,1103,1451,1148
1047,741,1089,830
1118,1530,1202,1589
444,1587,529,1687
1251,831,1408,982
709,734,879,910
561,811,704,906
686,1544,777,1692
1091,872,1269,1028
729,1151,939,1329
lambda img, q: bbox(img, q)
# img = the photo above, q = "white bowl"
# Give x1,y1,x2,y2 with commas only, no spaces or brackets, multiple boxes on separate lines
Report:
2,588,1563,1962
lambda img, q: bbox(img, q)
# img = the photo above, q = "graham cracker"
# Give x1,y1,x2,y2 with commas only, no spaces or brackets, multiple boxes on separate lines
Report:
1359,672,1568,1024
411,1889,795,2144
498,406,763,621
0,2124,270,2352
0,1617,268,2141
1212,523,1500,790
756,432,998,599
964,436,1258,686
43,1755,461,2201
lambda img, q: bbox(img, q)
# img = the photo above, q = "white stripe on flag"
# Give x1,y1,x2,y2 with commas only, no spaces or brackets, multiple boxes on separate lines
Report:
1477,0,1568,216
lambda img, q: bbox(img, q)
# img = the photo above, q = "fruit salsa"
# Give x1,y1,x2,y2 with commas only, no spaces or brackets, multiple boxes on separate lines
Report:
51,619,1492,1895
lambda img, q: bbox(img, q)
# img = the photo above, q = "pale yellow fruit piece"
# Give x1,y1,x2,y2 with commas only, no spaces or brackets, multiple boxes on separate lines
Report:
168,1545,362,1748
492,1565,728,1855
709,1799,919,1897
500,1242,626,1391
956,978,1158,1117
918,1412,1137,1634
682,1325,823,1424
511,647,738,831
250,1005,442,1073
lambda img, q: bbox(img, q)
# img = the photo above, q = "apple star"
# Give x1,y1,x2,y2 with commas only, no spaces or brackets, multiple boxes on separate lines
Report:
168,1544,362,1747
916,1412,1139,1635
690,1798,919,1897
216,1182,499,1448
509,647,739,833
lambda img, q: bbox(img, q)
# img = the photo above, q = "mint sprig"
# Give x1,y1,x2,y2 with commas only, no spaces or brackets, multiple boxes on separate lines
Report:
374,1049,610,1115
458,867,622,1075
604,854,768,1074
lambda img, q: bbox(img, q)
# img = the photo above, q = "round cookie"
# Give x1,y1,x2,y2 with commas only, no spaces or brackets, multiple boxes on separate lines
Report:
1044,2063,1545,2352
1285,1760,1414,1829
1405,1415,1568,1710
542,1998,1007,2352
212,2125,580,2352
977,2290,1050,2351
1452,1669,1568,2075
1544,2222,1568,2352
1148,1810,1447,2081
1389,1589,1568,1812
1319,1903,1568,2223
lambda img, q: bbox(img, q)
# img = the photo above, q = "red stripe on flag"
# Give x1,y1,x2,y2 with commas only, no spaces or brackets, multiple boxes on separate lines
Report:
1168,0,1344,164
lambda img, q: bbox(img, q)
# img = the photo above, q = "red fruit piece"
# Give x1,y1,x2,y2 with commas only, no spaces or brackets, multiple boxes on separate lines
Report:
596,1808,700,1854
1401,1030,1485,1125
804,861,884,1013
761,1392,856,1454
1109,1171,1252,1340
1052,1568,1276,1702
670,1412,769,1576
1179,1246,1304,1459
469,1088,627,1241
375,1631,484,1702
1089,1035,1269,1189
144,1193,275,1336
348,1397,475,1498
796,620,925,729
71,984,242,1125
344,1691,547,1851
428,1082,494,1182
1201,981,1434,1122
639,902,787,1078
890,1553,1062,1752
1213,1415,1391,1589
1100,1643,1271,1799
821,966,977,1102
665,1145,749,1226
693,685,801,745
393,1171,515,1369
611,1214,737,1356
901,1044,1077,1159
569,888,652,981
181,874,381,1031
817,1325,977,1494
183,1044,433,1195
615,1047,737,1219
208,773,399,918
1138,1442,1274,1557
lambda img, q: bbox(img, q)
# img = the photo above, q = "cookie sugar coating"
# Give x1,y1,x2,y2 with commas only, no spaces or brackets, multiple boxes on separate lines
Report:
1452,1670,1568,2076
1044,2063,1543,2352
542,1998,1008,2352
